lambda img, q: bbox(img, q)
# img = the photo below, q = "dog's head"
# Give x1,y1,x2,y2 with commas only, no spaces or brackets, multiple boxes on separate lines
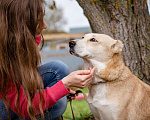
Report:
69,33,123,62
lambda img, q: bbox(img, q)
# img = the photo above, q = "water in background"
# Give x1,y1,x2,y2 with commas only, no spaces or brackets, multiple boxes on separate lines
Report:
40,46,84,72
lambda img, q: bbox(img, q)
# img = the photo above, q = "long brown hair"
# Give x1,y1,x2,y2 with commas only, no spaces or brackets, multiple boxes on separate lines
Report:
0,0,45,119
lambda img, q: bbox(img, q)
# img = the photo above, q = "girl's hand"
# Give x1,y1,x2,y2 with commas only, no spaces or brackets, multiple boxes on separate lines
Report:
67,90,78,101
62,67,95,89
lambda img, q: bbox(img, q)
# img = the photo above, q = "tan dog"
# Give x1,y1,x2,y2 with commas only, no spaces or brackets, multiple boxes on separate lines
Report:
69,33,150,120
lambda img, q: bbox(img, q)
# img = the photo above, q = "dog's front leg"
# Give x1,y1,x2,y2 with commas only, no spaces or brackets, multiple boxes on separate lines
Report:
88,103,101,120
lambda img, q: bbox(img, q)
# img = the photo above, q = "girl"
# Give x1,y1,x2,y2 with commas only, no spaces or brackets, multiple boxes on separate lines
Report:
0,0,95,119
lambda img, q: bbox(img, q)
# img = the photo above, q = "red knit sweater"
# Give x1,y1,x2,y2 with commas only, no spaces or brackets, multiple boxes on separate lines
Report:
0,36,70,118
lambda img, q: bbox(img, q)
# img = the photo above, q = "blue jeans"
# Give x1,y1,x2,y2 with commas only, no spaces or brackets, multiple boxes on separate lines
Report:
0,60,69,120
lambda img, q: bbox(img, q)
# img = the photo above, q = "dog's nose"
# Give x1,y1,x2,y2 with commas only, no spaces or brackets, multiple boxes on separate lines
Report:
69,41,76,48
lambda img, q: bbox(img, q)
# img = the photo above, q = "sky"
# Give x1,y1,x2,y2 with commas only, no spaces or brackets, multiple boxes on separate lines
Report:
53,0,90,32
148,0,150,14
49,0,150,32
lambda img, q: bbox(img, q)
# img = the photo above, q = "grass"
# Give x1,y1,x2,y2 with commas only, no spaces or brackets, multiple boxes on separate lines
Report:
78,88,88,93
63,88,94,120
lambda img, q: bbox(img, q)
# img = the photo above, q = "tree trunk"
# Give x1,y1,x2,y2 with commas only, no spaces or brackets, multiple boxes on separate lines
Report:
76,0,150,84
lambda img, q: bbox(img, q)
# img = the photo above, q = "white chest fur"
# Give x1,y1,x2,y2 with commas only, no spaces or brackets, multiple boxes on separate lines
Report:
83,59,118,120
87,84,118,120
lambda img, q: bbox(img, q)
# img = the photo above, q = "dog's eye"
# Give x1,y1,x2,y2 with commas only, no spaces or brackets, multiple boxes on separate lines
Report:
82,37,84,39
90,38,98,42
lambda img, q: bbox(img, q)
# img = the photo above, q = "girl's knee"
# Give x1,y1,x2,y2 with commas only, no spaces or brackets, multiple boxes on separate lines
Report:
39,60,69,76
39,60,70,88
52,60,69,73
47,60,70,78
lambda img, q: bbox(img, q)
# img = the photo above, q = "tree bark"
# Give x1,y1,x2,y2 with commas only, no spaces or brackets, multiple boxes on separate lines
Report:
76,0,150,84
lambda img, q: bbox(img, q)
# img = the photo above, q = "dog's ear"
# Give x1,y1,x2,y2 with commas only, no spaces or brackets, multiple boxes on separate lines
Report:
111,40,123,53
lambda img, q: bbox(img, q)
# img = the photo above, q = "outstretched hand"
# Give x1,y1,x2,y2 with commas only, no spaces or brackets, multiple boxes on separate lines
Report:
62,67,95,89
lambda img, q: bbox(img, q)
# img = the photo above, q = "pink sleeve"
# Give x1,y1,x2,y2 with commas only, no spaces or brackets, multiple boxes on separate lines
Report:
36,35,42,45
4,80,69,118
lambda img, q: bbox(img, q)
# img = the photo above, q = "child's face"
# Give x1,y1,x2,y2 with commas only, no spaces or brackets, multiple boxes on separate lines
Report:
35,19,47,38
35,7,47,38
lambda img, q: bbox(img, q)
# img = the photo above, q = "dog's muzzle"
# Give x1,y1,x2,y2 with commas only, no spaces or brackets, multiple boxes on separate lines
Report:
69,41,76,54
69,41,76,48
